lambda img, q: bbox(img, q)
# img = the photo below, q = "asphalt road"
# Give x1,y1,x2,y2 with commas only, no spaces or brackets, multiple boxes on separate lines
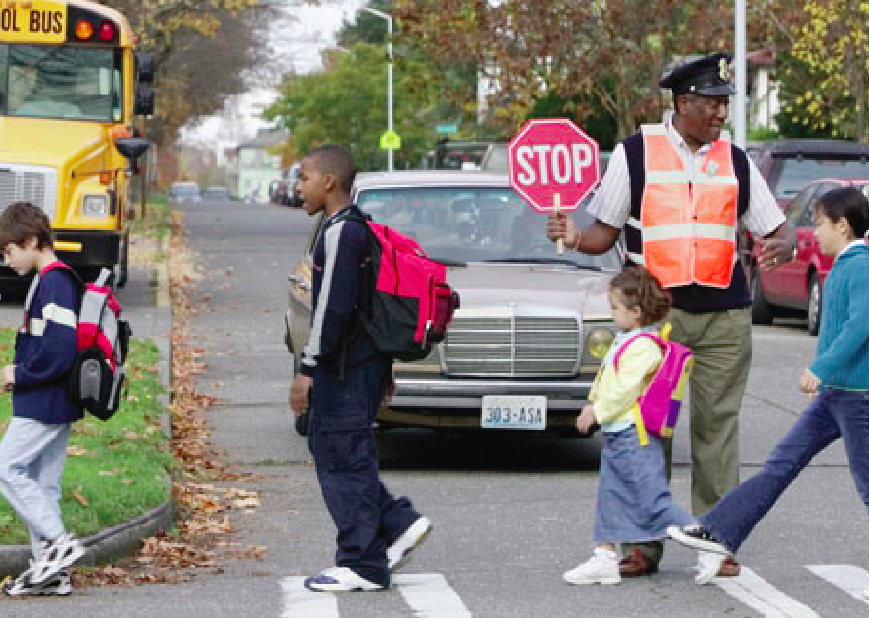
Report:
0,198,866,618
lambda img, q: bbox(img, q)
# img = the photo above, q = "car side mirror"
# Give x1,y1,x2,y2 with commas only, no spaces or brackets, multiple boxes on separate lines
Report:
136,52,155,84
115,137,150,165
134,85,154,116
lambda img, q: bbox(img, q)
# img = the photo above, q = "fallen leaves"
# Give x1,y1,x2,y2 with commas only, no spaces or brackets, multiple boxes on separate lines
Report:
73,489,89,508
72,222,267,589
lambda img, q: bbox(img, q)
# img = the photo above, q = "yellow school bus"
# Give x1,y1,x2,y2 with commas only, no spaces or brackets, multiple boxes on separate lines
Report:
0,0,153,287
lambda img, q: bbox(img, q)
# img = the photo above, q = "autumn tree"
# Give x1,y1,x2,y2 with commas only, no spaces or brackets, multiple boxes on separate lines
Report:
394,0,780,141
101,1,275,145
780,0,869,140
264,41,449,171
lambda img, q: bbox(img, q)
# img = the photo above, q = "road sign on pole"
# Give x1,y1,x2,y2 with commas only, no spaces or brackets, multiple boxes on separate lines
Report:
508,118,601,253
380,130,401,150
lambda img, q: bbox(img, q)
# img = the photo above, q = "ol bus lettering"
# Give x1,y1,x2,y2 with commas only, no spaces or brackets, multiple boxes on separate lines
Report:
30,10,63,34
0,8,22,32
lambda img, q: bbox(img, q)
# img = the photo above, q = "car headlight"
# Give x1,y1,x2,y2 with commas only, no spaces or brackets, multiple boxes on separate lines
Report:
81,194,110,217
584,325,616,360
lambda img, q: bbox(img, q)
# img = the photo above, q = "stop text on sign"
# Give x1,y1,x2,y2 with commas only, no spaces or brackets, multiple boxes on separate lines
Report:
514,143,594,186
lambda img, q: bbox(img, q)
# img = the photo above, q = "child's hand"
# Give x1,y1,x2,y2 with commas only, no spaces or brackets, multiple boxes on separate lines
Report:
575,404,597,433
289,374,312,415
799,369,820,395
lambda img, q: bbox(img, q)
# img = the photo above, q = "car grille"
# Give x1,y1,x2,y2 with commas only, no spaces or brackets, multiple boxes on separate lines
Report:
444,315,581,377
0,165,57,219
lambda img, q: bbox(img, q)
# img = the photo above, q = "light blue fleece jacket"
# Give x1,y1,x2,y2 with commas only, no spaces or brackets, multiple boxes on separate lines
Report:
810,243,869,390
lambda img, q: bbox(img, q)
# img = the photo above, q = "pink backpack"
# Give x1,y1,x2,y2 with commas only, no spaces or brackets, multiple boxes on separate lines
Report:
612,324,693,444
348,213,460,361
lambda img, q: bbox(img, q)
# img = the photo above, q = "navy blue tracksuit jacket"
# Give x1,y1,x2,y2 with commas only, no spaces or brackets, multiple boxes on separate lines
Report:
300,205,419,586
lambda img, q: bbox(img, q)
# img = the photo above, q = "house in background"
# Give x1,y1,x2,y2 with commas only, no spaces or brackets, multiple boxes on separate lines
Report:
747,48,780,133
236,129,287,202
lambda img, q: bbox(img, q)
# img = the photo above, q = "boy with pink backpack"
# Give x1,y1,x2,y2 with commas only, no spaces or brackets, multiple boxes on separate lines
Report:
289,146,433,592
564,266,696,586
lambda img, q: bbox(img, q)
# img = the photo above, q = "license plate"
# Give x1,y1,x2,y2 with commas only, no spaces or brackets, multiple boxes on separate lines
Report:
481,395,546,430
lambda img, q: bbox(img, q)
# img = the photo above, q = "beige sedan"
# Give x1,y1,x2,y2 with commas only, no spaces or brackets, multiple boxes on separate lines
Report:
285,171,621,435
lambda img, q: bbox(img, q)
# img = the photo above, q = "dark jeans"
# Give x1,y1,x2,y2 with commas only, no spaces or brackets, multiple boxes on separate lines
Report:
701,388,869,554
308,356,419,587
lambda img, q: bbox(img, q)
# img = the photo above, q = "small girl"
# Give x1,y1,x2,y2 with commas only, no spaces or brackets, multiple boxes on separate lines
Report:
564,266,693,586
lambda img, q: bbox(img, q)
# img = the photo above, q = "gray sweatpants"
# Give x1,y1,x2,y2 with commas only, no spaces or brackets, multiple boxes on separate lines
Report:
0,417,70,558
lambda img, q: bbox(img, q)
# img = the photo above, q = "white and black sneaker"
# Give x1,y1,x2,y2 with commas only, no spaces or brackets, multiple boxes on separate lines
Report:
29,533,85,585
667,524,730,555
3,568,72,597
388,516,432,572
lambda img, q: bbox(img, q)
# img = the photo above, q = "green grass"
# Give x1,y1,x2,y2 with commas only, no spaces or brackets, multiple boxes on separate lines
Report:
129,196,171,245
0,330,172,544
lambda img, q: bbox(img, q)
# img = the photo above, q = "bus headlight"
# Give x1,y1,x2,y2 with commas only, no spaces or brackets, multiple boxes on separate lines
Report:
81,194,110,217
584,325,616,360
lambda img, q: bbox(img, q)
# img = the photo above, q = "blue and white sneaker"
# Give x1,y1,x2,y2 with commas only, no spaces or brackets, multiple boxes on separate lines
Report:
667,524,729,555
303,567,384,592
388,516,432,572
28,533,85,585
3,568,72,597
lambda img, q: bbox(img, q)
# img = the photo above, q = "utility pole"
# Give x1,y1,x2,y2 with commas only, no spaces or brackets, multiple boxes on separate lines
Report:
359,7,394,171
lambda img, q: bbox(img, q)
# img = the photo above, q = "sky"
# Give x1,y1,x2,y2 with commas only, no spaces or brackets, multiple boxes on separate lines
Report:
178,0,367,150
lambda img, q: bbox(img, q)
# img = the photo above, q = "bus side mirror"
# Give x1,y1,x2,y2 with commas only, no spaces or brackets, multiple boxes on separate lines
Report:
135,85,154,116
115,137,150,166
136,52,155,84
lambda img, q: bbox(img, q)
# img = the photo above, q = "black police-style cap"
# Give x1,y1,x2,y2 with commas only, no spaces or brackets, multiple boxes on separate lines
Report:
659,53,736,96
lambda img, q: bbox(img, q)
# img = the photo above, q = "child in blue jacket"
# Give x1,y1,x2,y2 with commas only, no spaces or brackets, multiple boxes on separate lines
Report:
0,202,85,596
669,186,869,588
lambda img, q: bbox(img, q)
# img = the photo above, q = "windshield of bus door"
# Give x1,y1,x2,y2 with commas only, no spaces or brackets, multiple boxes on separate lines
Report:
0,43,122,121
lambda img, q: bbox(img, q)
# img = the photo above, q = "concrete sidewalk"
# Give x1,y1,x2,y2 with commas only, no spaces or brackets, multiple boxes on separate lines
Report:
0,261,174,578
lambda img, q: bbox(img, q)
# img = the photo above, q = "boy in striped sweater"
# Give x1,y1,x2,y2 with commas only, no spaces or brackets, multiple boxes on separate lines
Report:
0,202,85,596
668,186,869,590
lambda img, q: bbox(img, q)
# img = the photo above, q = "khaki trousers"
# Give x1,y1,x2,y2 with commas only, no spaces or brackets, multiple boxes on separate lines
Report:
623,306,752,563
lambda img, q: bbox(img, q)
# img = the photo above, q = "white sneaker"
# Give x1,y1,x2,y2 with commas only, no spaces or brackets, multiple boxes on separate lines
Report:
3,568,71,597
303,567,385,592
695,551,726,585
563,548,620,585
29,533,85,585
863,586,869,600
388,516,432,572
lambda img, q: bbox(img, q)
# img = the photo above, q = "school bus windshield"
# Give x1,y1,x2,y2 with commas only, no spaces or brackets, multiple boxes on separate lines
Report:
0,43,122,121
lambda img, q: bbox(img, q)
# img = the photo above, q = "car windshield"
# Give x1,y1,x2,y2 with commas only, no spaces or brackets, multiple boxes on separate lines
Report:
356,186,621,269
173,184,199,196
775,157,869,199
204,187,228,198
0,43,122,122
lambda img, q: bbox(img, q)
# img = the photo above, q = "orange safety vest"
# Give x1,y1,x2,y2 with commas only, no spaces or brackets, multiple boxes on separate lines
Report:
639,124,738,289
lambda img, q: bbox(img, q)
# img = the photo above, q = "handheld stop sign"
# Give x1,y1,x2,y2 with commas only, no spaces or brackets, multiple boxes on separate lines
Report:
508,118,601,253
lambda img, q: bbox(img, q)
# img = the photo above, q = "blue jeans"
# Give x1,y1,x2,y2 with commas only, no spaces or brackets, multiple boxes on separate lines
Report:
308,356,419,587
700,388,869,554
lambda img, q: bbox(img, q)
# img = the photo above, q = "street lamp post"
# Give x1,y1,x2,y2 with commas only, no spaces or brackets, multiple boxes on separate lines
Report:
359,6,394,171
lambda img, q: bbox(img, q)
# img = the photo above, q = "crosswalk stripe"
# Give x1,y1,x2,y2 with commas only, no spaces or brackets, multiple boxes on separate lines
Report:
280,576,340,618
713,566,820,618
806,565,869,604
394,573,473,618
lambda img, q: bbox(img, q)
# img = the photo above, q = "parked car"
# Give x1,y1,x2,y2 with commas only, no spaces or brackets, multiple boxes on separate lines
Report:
168,181,201,204
751,178,869,334
202,185,231,201
744,139,869,293
283,163,303,208
285,170,622,435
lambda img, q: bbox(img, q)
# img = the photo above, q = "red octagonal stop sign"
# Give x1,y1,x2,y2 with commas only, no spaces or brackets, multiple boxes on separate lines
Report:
508,118,601,212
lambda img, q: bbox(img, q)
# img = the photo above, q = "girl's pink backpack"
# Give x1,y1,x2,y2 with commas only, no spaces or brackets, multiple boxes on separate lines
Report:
612,324,693,444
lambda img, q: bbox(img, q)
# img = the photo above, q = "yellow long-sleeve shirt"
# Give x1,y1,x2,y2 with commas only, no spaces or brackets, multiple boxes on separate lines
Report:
589,332,663,428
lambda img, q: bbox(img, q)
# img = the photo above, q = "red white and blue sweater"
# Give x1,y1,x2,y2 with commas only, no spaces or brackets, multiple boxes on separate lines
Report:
13,267,82,424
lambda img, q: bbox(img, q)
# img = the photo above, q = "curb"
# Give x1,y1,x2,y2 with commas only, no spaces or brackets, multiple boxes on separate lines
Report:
0,503,174,578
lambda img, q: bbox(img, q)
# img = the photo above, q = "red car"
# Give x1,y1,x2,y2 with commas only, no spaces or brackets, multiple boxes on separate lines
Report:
752,178,869,334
